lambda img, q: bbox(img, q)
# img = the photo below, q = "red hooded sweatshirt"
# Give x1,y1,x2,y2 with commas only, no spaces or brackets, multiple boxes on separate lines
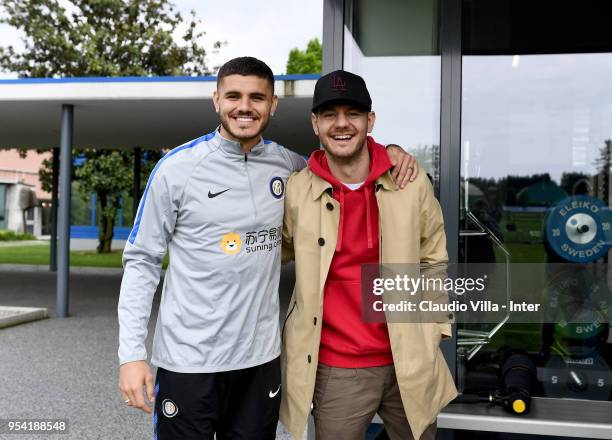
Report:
308,136,394,368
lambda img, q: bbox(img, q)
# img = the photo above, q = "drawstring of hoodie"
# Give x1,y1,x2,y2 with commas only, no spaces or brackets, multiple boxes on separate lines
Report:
364,185,373,249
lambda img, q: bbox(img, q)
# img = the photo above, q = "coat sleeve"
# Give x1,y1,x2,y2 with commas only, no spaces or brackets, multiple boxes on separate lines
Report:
117,168,177,365
281,173,297,264
418,175,453,338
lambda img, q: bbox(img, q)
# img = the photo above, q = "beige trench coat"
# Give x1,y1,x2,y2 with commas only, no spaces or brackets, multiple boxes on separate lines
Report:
279,167,457,439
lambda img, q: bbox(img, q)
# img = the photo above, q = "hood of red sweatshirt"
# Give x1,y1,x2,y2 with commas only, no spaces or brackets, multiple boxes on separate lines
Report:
308,136,392,191
308,136,392,252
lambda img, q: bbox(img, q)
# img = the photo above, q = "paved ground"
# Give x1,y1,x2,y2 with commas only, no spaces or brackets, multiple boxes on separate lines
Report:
0,265,298,440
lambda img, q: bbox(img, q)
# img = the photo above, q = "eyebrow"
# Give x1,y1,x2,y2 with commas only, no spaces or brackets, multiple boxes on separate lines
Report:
222,90,268,98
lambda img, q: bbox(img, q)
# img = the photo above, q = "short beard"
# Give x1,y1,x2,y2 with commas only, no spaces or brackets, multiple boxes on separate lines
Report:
321,134,368,165
219,112,270,141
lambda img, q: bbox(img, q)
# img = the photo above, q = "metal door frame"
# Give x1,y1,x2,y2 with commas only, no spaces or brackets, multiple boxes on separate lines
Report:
322,0,463,377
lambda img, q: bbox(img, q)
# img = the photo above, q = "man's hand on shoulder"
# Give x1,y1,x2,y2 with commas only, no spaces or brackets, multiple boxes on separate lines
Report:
119,360,155,414
385,144,419,189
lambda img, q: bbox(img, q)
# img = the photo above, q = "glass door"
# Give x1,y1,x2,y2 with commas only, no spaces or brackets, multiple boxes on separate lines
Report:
458,0,612,402
334,0,612,410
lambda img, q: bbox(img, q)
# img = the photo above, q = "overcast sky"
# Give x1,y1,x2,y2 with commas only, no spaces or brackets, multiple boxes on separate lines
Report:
0,0,323,78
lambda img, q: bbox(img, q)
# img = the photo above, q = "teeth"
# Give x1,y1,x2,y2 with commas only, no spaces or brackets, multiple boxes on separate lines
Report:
334,135,352,140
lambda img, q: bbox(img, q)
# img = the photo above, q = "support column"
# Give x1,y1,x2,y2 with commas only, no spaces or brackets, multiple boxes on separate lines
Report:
439,0,462,387
56,105,73,318
50,147,59,272
133,147,142,219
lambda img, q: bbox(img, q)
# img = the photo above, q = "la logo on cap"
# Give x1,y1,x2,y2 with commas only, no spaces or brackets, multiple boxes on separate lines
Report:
331,74,347,91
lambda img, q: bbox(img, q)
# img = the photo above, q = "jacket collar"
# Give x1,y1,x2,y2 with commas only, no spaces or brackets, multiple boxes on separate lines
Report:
309,168,397,200
310,170,333,200
212,127,265,158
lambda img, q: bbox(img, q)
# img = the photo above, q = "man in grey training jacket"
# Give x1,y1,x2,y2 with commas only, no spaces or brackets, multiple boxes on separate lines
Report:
117,57,418,440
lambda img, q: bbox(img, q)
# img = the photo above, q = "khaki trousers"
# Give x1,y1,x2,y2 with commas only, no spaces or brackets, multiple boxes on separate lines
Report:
312,363,437,440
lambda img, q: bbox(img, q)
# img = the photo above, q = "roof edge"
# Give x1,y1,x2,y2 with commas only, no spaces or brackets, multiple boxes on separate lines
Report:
0,73,321,85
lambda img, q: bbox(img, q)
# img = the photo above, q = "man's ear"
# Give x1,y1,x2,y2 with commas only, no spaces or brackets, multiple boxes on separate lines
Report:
311,112,319,136
213,90,220,113
271,95,279,116
367,111,376,133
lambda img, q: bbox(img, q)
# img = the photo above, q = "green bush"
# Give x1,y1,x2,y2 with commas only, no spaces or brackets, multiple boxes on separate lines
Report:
0,230,37,241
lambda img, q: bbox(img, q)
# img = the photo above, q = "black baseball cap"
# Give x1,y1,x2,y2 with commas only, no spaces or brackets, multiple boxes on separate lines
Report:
311,70,372,112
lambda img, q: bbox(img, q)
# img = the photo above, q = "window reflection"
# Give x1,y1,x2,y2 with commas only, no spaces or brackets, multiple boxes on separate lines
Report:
459,53,612,401
343,0,442,189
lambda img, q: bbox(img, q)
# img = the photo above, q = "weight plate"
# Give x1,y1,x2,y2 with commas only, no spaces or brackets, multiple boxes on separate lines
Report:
546,195,611,262
542,354,612,400
544,267,610,340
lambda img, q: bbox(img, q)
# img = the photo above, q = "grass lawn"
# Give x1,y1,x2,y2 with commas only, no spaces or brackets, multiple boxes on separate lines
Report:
0,244,169,268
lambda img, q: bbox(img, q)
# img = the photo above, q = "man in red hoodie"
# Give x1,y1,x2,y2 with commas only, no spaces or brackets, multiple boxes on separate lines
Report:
307,78,396,376
279,70,455,440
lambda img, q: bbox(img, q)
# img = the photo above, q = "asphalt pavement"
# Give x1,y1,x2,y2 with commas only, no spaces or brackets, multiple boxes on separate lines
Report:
0,264,298,440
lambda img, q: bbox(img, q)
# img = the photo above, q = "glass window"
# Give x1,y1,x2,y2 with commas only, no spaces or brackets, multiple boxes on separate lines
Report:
459,0,612,403
343,0,442,190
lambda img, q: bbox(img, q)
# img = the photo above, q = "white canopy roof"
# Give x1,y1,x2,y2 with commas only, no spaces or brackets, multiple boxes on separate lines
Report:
0,75,319,155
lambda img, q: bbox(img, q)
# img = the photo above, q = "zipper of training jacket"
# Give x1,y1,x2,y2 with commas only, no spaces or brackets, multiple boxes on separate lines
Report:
244,153,258,219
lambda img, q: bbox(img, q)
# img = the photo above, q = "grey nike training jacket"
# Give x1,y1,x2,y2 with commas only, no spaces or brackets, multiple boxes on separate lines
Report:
118,129,306,373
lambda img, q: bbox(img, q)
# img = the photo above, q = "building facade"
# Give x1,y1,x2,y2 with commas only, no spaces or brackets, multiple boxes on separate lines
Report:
0,149,50,235
322,0,612,438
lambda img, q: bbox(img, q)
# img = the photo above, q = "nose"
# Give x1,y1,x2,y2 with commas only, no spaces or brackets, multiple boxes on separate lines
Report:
333,112,350,128
237,96,252,113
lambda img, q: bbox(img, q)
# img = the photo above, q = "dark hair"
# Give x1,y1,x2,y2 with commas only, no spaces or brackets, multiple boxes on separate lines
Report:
217,57,275,92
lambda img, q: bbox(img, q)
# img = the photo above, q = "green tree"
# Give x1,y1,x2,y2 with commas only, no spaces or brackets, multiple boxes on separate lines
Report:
39,149,162,253
594,139,612,201
76,151,132,253
0,0,219,252
286,38,322,74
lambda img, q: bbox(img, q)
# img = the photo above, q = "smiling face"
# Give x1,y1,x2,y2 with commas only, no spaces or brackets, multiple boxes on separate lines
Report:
213,74,278,149
311,102,376,162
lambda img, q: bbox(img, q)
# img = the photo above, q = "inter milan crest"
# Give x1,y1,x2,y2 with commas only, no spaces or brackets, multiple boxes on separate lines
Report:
270,177,285,199
162,399,179,418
